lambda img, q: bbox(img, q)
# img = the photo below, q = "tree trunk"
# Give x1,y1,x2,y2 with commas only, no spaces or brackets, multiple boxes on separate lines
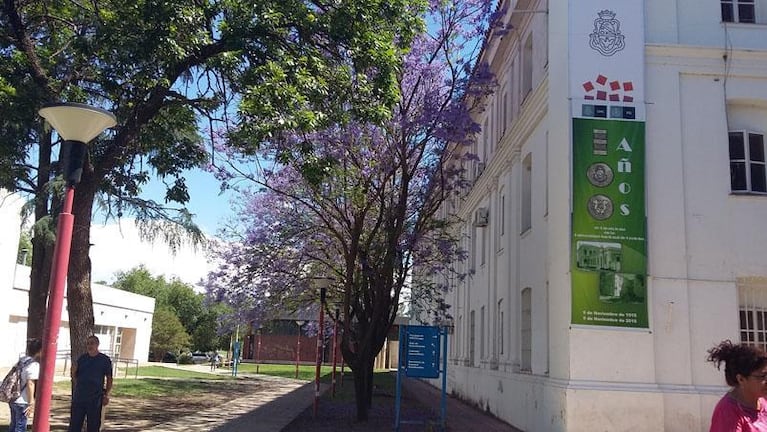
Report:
67,180,97,362
27,235,53,340
352,352,375,421
27,132,54,341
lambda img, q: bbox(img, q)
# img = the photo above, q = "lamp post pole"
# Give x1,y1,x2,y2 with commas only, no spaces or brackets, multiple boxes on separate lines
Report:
34,103,116,432
331,308,339,397
313,286,326,418
256,328,262,374
295,321,304,379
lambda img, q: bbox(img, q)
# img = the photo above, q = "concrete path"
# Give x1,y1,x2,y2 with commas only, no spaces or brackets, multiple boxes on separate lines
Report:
131,365,324,432
139,374,320,432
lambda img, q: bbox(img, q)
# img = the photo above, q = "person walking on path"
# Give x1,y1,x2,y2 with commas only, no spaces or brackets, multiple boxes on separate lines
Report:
7,338,42,432
68,335,113,432
210,352,221,372
707,340,767,431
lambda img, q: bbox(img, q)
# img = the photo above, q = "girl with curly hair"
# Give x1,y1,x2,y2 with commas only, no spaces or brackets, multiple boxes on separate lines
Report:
708,340,767,431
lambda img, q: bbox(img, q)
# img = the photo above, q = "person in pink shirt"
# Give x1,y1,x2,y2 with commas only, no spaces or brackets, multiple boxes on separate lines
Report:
708,340,767,431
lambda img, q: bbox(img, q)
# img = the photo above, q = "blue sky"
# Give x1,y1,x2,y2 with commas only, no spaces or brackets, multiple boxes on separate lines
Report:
141,167,237,236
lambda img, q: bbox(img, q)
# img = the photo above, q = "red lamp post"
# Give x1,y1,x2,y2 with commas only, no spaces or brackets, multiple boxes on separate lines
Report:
34,103,116,432
331,308,339,397
313,277,331,418
295,320,304,379
256,328,262,374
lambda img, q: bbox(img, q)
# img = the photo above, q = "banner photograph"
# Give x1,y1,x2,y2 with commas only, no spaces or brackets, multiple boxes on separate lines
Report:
569,0,647,328
571,118,647,328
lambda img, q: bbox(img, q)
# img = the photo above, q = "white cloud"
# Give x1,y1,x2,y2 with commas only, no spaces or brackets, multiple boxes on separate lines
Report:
89,219,212,287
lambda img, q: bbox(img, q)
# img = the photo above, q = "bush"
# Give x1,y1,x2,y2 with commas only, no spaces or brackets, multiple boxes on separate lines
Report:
177,353,194,365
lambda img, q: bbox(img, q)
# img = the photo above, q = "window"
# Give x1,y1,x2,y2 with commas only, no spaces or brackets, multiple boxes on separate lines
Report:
739,279,767,352
521,288,532,371
470,310,476,366
729,131,766,193
469,224,476,272
521,154,532,233
722,0,756,23
481,306,486,359
507,60,516,125
483,118,489,162
502,90,509,134
481,220,487,266
522,34,533,100
498,299,504,355
500,195,506,236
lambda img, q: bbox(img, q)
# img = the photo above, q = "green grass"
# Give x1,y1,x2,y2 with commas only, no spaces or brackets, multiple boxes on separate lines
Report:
135,365,228,379
49,363,349,399
235,363,334,381
325,370,395,402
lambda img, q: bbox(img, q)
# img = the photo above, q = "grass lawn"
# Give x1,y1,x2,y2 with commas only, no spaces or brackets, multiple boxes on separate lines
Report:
235,362,334,381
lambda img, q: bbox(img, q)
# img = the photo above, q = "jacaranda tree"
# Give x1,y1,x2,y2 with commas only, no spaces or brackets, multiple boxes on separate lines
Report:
204,0,499,420
1,0,422,361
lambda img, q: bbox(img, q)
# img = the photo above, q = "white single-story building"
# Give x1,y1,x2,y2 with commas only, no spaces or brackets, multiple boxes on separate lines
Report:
0,189,155,366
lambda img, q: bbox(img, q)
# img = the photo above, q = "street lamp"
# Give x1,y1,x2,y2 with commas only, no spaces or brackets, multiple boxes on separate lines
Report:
313,277,332,418
34,103,116,432
331,307,340,397
295,320,304,379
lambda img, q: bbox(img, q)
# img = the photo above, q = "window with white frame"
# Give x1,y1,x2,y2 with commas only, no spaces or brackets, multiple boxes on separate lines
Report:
521,154,532,233
502,89,509,134
729,131,766,193
739,279,767,352
722,0,756,23
507,60,516,125
469,223,476,272
470,310,476,366
520,288,532,371
481,220,487,266
522,34,533,100
481,306,486,359
498,299,504,355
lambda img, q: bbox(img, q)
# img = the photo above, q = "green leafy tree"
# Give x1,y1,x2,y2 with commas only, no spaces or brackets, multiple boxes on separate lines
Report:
149,306,191,361
1,0,422,362
191,309,219,352
113,266,219,351
16,230,32,265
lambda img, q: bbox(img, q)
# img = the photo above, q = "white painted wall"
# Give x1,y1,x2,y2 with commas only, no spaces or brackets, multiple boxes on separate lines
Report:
426,1,767,431
0,189,155,367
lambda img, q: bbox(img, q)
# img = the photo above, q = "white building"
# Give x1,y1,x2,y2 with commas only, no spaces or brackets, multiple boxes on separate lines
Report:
0,189,155,366
426,0,767,431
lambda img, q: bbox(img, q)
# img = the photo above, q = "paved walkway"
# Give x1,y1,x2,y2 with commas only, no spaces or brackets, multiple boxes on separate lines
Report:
0,364,521,431
400,378,522,432
137,372,319,432
147,365,521,432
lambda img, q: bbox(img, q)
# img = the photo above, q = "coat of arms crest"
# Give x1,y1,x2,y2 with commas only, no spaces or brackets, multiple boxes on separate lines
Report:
589,10,625,56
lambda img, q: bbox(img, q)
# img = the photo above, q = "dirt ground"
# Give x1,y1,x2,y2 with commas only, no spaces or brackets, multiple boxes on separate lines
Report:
0,378,265,431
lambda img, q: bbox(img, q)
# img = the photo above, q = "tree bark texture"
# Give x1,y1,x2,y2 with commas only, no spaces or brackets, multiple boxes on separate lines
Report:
26,132,54,341
66,174,98,362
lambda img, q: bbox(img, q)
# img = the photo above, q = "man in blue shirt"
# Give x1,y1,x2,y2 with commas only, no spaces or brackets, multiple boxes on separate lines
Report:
68,335,113,432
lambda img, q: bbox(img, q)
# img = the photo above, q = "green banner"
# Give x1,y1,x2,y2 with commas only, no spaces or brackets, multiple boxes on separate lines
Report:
571,118,647,328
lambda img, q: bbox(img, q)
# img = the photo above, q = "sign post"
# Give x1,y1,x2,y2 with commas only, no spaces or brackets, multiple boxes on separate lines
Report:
394,325,448,431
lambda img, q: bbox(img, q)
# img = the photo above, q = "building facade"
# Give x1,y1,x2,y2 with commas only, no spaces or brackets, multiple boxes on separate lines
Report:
427,0,767,430
0,189,155,366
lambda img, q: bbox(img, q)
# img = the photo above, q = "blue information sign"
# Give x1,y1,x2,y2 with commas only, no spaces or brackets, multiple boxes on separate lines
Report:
404,325,440,378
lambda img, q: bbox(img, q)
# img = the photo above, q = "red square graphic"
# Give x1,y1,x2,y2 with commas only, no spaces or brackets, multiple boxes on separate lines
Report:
623,81,634,91
583,82,595,92
610,81,620,91
596,75,608,85
596,90,607,100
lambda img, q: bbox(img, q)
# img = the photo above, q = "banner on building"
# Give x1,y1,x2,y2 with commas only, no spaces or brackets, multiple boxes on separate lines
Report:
570,0,648,328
